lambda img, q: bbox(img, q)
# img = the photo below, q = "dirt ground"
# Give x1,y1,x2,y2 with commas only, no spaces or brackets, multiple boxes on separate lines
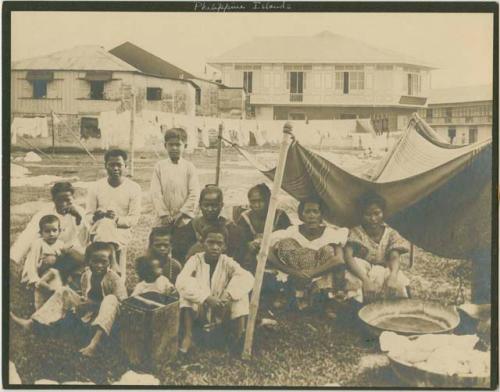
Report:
8,147,471,386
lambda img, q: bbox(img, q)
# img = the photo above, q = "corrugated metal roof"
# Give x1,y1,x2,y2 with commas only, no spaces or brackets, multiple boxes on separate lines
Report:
427,84,493,105
12,45,139,72
109,42,196,79
208,31,435,68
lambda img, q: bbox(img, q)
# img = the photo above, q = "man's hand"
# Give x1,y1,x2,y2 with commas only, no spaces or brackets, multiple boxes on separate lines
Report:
66,205,82,225
206,295,224,309
105,210,117,222
160,215,174,227
219,292,232,306
93,210,106,223
362,279,379,302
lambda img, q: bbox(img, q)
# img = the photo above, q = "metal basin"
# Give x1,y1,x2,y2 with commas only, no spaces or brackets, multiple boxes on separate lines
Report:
358,299,460,336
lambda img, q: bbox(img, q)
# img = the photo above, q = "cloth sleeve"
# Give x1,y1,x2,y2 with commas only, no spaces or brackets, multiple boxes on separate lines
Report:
386,228,409,256
10,212,42,263
21,240,43,284
346,226,369,256
176,256,211,305
179,162,200,219
116,183,142,228
269,226,295,248
224,257,255,301
150,163,169,217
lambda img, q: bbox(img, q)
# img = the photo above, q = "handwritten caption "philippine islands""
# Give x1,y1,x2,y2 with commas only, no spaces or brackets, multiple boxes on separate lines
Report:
194,2,293,12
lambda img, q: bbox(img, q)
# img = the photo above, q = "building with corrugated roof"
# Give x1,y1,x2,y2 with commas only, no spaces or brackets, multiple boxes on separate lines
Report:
11,45,196,149
208,31,436,131
110,41,246,119
418,84,492,145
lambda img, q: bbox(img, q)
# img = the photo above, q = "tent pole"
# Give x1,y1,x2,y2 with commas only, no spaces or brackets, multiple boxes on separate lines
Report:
215,122,223,186
242,122,292,360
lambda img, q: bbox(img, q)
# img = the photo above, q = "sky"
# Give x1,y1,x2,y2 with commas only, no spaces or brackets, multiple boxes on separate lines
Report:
11,12,494,89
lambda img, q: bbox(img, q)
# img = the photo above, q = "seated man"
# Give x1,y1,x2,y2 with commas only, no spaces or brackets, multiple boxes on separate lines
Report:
10,242,127,357
11,181,87,266
175,225,254,355
172,185,244,264
85,149,142,278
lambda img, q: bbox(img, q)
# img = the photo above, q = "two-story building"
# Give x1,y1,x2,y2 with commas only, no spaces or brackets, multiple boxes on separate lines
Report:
110,42,246,119
11,45,196,148
208,31,435,132
418,84,492,145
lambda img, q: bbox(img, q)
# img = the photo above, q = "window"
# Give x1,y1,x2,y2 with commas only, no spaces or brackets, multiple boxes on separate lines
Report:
235,64,261,70
448,127,457,144
407,73,421,96
288,72,304,101
243,71,253,93
284,65,312,71
426,109,433,121
289,113,306,120
147,87,162,101
194,87,201,105
32,80,48,99
469,127,478,144
335,68,364,94
89,81,105,100
445,108,453,123
80,117,100,139
324,74,333,89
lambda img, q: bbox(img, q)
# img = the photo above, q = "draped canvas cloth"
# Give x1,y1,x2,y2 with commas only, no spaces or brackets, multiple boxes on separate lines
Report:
233,115,492,260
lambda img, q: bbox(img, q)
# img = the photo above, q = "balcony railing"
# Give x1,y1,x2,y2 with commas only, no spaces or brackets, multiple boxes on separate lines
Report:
290,93,303,102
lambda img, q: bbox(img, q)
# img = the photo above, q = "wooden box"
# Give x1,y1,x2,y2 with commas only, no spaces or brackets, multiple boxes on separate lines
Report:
119,292,179,372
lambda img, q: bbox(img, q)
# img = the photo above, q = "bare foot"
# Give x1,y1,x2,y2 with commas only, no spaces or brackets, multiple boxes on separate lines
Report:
10,312,33,332
79,343,98,357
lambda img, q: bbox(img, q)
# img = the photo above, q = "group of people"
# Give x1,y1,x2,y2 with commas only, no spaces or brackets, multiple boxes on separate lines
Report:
10,127,411,359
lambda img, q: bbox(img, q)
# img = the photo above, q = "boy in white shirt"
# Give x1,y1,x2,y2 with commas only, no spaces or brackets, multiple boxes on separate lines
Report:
85,149,142,278
150,128,199,228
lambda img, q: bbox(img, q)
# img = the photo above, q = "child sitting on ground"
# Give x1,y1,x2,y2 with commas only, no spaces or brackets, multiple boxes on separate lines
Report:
131,255,177,297
11,242,127,357
344,191,410,303
21,215,66,309
175,225,254,355
147,226,183,284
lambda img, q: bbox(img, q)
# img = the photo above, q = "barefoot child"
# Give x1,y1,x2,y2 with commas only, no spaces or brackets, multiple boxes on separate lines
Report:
21,215,65,309
344,191,410,303
147,226,183,284
175,225,254,354
150,128,199,228
131,255,177,297
85,149,142,277
11,242,127,357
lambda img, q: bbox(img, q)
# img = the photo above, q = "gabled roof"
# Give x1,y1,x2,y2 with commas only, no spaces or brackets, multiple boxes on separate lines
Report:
12,45,139,72
208,31,435,69
427,84,493,105
109,41,196,80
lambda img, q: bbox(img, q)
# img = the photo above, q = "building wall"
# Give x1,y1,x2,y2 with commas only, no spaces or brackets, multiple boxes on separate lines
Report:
418,100,492,145
218,63,431,108
217,88,246,118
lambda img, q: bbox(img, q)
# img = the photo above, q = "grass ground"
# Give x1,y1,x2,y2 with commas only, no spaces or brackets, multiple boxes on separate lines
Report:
8,149,471,386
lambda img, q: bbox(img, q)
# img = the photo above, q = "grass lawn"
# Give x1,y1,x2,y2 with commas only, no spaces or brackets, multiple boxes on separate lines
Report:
8,149,471,386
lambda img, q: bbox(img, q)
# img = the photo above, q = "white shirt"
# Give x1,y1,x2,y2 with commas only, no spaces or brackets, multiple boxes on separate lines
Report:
10,204,87,264
85,177,142,244
150,158,199,219
131,275,175,297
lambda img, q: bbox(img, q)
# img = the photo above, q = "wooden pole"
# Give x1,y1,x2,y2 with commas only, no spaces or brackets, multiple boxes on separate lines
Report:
215,122,223,186
129,92,136,177
17,134,53,160
242,122,292,360
51,111,55,156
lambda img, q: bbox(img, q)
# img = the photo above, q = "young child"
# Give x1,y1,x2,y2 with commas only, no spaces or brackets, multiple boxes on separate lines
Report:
147,226,183,284
344,191,410,303
175,225,254,355
172,185,244,264
85,149,142,277
21,215,66,309
131,255,177,297
11,242,127,357
150,128,199,228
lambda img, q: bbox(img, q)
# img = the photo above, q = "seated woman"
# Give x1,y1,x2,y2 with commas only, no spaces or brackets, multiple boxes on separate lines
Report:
268,198,348,312
237,183,291,273
344,191,410,303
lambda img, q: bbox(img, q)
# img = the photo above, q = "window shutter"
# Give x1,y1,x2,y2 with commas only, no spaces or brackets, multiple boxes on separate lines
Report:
286,72,290,90
303,72,307,90
46,80,59,99
79,79,90,99
21,79,32,98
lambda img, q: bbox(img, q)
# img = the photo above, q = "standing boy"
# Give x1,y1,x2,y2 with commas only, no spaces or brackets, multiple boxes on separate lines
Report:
85,149,142,278
176,225,254,354
150,128,199,228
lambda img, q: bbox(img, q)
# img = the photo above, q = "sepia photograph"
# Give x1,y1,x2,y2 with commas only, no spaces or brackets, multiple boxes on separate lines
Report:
4,2,498,388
